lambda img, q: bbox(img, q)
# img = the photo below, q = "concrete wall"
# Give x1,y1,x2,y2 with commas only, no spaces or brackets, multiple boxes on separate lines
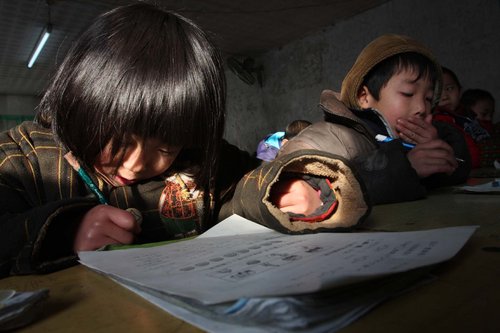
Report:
2,0,498,154
0,95,38,131
224,0,500,153
0,95,38,116
224,71,266,154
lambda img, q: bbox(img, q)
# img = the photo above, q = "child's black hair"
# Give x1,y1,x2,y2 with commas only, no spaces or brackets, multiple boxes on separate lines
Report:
361,52,439,101
442,66,462,90
460,88,495,117
284,120,312,140
36,2,225,193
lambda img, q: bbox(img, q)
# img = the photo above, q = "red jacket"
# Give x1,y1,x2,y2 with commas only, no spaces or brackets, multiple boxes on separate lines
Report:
433,110,481,168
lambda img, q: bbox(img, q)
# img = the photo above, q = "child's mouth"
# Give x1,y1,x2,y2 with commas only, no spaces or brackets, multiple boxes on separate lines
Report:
114,175,136,186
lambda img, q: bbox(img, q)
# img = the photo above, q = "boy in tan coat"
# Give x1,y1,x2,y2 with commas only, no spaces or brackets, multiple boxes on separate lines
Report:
223,34,470,232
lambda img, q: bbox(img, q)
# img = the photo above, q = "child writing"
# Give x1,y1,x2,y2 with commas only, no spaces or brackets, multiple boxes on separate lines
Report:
284,34,471,203
222,34,470,230
0,2,258,277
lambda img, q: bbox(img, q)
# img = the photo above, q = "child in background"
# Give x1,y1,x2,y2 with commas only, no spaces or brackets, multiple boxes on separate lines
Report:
0,2,257,277
281,120,312,147
460,89,500,167
433,67,490,168
460,89,496,134
436,67,462,114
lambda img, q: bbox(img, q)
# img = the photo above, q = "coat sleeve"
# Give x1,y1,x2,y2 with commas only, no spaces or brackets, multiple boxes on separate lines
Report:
219,149,371,234
0,178,96,277
278,122,426,205
351,140,427,204
0,125,97,277
209,141,261,228
422,121,472,188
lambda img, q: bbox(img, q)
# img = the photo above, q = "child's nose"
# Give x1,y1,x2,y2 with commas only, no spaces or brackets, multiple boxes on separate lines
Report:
414,101,427,117
123,147,147,173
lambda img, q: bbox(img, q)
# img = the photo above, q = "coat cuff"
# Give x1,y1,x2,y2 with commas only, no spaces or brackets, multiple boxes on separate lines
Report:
220,149,371,234
287,176,338,222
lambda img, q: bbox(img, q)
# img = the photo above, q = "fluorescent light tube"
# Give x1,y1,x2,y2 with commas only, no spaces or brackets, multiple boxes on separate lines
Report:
27,24,52,68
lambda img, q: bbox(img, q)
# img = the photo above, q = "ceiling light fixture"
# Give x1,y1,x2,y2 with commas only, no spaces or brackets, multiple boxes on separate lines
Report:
27,1,52,69
27,23,52,68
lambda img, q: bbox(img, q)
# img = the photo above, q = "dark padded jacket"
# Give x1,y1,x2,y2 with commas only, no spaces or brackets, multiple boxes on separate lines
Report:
279,90,471,205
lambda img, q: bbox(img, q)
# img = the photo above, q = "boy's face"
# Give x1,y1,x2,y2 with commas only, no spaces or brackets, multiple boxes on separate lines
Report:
358,68,434,136
94,135,181,187
471,99,494,122
438,72,461,112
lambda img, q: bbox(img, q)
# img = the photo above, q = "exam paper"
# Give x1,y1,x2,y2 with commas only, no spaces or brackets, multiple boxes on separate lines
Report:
0,289,49,331
116,269,434,333
79,215,477,305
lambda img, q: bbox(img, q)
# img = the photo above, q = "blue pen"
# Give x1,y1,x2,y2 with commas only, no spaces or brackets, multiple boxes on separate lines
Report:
64,153,144,227
375,134,465,162
76,167,109,204
375,134,416,149
64,152,109,204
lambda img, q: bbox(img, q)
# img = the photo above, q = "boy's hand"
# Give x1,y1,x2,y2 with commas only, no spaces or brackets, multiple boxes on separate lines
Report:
73,205,142,252
269,179,322,215
407,139,458,178
396,115,438,144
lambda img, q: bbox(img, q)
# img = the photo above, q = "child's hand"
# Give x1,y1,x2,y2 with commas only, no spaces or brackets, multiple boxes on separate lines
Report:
73,205,142,252
396,114,438,145
407,139,458,178
269,179,322,215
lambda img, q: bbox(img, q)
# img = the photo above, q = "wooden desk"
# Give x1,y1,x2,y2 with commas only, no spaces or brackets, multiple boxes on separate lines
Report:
1,181,499,332
0,265,203,333
344,183,500,333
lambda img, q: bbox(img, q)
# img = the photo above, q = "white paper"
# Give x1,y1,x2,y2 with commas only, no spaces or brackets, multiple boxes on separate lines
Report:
117,271,433,333
458,179,500,193
198,214,273,238
79,215,477,305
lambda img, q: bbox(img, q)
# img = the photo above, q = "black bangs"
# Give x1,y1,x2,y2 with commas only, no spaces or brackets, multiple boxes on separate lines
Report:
442,66,462,89
394,53,438,85
38,2,226,179
363,52,439,101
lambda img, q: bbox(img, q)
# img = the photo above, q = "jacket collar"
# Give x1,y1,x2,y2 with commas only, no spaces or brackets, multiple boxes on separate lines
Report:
319,89,399,143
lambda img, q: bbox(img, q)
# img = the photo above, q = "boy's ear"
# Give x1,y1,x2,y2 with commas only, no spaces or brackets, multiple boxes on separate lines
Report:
357,86,371,109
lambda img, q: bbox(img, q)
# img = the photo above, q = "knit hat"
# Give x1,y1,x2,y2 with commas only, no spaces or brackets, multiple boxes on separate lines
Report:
340,34,443,109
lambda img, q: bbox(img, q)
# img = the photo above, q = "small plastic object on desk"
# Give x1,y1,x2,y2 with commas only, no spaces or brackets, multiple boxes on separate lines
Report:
0,289,49,331
458,179,500,193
